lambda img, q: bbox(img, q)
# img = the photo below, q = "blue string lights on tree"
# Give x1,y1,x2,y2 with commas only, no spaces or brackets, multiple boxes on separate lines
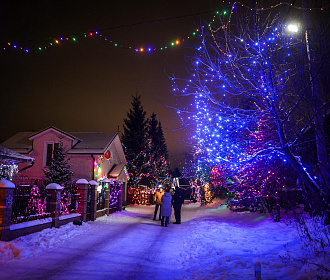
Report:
173,1,329,213
190,93,251,181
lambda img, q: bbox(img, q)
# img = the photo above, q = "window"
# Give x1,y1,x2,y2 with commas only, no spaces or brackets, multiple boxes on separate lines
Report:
45,142,59,166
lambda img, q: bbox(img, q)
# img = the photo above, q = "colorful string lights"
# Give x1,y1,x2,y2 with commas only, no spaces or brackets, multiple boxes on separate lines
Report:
2,2,327,55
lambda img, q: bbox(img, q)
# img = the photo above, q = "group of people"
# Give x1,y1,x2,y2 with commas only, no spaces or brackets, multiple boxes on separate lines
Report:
153,184,185,227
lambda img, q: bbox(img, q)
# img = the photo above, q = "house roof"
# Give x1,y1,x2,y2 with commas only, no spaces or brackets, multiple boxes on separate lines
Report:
29,126,80,141
68,132,117,154
0,145,34,164
108,163,125,178
1,132,34,154
1,128,119,155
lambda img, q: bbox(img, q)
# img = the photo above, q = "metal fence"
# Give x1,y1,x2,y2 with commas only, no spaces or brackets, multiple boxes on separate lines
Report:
97,185,106,210
12,185,50,224
60,183,79,214
11,181,80,224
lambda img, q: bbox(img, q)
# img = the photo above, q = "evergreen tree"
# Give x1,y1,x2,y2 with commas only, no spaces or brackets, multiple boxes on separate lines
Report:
43,141,73,185
122,94,148,157
148,113,159,154
157,121,168,161
145,113,170,185
122,95,149,187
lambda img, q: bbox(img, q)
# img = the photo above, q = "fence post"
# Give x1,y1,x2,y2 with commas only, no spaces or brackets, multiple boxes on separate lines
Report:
102,179,111,215
0,179,15,241
76,179,89,221
46,183,62,228
89,180,98,221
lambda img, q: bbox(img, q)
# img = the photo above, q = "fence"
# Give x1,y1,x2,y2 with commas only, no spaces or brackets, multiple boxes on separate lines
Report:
0,178,123,241
97,185,106,211
11,185,50,224
61,183,79,215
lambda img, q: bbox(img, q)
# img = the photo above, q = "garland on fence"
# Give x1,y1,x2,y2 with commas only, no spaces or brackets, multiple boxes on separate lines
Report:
109,181,122,209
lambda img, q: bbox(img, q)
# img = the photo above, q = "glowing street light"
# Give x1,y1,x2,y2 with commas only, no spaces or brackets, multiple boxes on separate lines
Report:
287,23,299,33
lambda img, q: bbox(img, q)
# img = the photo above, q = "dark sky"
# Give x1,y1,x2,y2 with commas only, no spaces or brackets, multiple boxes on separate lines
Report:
0,0,226,168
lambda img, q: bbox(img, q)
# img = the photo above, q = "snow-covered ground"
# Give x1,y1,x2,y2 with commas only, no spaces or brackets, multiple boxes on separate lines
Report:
0,200,329,279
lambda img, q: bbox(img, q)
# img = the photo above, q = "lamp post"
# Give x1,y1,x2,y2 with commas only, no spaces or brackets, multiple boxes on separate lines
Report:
287,1,329,195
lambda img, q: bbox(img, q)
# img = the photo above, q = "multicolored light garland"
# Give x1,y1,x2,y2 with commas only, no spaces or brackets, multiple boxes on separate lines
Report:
2,2,328,55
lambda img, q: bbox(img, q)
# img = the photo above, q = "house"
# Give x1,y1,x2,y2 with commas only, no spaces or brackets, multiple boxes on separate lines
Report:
1,126,128,203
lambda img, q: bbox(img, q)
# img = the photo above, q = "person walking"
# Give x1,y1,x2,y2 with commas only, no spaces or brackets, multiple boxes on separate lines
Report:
172,186,184,224
153,187,163,220
161,185,172,227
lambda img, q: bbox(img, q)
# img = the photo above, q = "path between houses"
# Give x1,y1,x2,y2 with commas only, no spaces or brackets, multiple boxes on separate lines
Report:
0,207,186,280
1,201,312,279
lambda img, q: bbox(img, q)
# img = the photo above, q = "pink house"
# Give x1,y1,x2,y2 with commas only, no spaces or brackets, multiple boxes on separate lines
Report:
1,127,128,202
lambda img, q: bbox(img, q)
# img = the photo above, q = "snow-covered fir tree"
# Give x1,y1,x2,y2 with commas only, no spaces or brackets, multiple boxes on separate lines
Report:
43,141,73,185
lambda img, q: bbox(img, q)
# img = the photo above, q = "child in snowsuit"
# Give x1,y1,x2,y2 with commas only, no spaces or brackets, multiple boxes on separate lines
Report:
161,186,172,227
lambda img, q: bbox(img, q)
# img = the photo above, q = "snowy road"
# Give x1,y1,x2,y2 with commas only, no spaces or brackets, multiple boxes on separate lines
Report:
1,206,186,280
1,200,329,279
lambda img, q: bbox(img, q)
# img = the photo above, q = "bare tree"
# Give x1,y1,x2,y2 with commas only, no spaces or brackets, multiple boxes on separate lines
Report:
173,3,329,215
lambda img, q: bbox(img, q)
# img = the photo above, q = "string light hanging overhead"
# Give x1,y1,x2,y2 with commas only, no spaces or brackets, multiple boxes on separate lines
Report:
1,2,328,55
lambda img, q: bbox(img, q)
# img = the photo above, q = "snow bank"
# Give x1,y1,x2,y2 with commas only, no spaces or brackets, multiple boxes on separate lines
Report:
0,221,92,264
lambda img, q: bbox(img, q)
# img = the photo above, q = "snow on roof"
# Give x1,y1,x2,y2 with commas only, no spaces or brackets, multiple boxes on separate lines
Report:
1,130,118,155
0,145,34,164
1,132,34,153
108,163,125,178
68,132,117,154
29,126,80,141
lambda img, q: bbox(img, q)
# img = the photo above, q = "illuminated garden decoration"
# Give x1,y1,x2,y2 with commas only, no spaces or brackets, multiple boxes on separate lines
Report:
234,116,298,219
178,88,252,182
0,163,18,181
200,182,212,205
27,186,47,217
109,181,122,210
173,3,329,217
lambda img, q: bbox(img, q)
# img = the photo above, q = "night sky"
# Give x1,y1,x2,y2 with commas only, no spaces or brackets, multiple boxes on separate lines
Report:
0,0,225,168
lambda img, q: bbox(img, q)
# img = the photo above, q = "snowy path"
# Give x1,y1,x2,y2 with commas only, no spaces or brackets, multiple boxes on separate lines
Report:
1,200,329,279
1,207,186,280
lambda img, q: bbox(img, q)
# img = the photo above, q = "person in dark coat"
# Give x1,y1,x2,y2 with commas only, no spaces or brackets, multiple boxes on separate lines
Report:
172,186,184,224
161,185,172,227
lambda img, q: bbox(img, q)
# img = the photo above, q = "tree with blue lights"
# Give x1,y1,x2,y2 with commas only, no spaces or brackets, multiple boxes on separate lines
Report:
173,3,329,217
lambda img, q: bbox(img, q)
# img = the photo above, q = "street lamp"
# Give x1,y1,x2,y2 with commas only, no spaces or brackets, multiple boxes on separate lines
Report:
287,23,299,33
